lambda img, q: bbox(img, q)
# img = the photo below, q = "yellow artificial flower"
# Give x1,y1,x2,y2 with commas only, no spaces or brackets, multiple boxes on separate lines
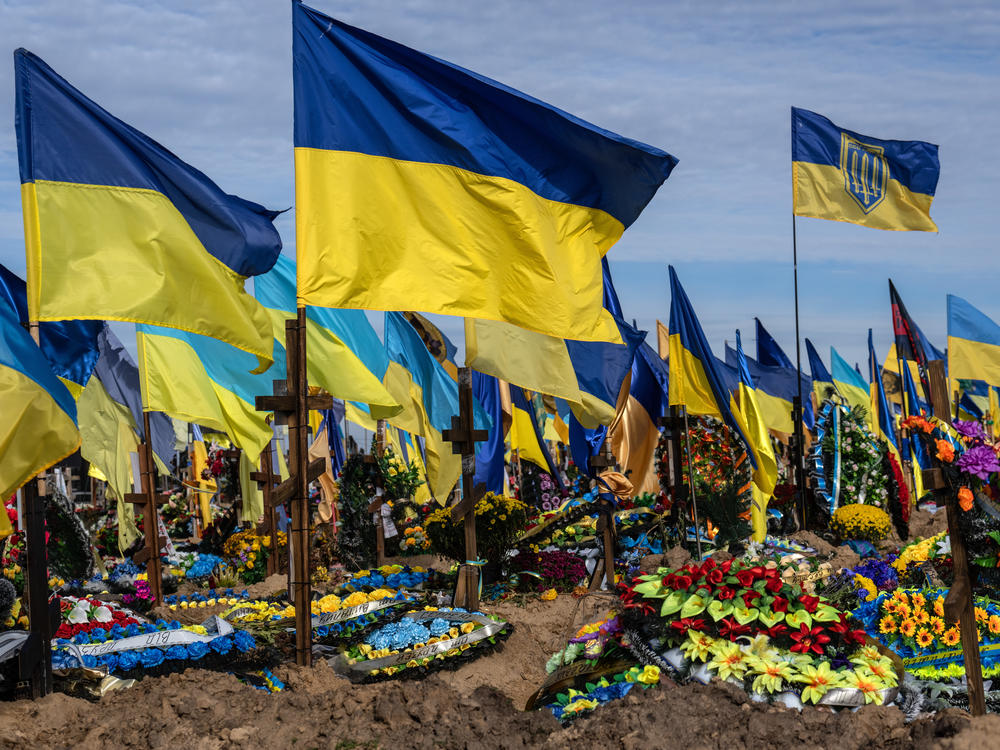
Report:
461,622,476,634
636,665,660,685
843,669,885,704
878,616,898,635
915,629,934,649
706,641,748,682
748,656,793,694
540,588,558,601
681,631,716,663
794,662,843,704
933,597,945,617
899,618,917,638
942,627,960,647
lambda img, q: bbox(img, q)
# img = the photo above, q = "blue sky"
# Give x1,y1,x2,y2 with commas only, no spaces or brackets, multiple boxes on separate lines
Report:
2,0,998,373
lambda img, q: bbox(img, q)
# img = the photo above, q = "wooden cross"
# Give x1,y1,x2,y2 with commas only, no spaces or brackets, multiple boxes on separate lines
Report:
442,368,488,610
587,442,619,592
21,475,52,697
920,361,986,716
250,444,282,577
123,420,170,607
254,312,332,667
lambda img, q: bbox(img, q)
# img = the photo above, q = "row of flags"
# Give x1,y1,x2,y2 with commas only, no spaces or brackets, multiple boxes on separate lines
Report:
5,0,998,557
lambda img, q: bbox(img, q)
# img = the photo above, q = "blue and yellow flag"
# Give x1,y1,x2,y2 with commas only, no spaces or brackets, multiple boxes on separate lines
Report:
253,255,399,413
91,326,176,472
806,338,835,403
735,331,778,542
292,1,676,344
792,107,939,232
725,343,814,433
667,266,755,468
472,371,507,496
384,312,489,435
831,346,871,414
136,324,281,460
609,342,669,496
755,318,794,370
868,330,900,458
901,361,929,500
0,263,101,397
948,294,1000,388
510,386,563,484
0,302,79,501
466,258,645,428
889,279,943,404
15,49,281,369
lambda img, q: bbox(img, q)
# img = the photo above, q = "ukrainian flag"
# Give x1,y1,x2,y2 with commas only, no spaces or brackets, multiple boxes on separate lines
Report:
868,330,900,459
608,342,670,496
91,326,176,472
831,346,871,414
792,107,939,232
466,258,645,428
734,331,778,543
948,294,1000,388
136,324,281,460
384,312,489,435
755,318,794,370
292,1,676,344
253,255,399,414
900,362,929,500
667,266,755,467
510,386,563,484
472,371,508,496
0,263,101,398
403,312,459,381
0,302,79,501
725,343,814,433
806,338,836,403
990,386,1000,441
15,49,281,369
77,373,138,504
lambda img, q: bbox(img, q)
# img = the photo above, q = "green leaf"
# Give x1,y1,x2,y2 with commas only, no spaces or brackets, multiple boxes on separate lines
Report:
785,610,812,629
757,610,785,628
633,581,665,598
679,593,709,619
706,600,734,622
752,579,768,594
733,606,759,625
811,605,840,623
660,590,687,617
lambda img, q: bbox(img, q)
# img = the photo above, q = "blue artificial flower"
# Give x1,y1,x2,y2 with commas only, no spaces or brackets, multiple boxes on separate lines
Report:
98,653,119,672
165,645,188,661
139,648,165,668
187,642,209,660
233,631,256,652
118,650,141,671
72,632,90,645
209,636,233,655
124,624,140,638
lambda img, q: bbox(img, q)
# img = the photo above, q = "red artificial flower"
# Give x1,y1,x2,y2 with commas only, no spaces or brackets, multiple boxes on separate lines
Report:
700,558,717,573
674,575,693,591
735,569,757,588
741,590,762,609
669,618,707,636
789,624,831,655
765,576,785,594
662,574,676,589
828,616,865,644
764,623,790,639
718,618,753,641
770,596,789,613
705,568,724,586
716,586,736,601
798,595,820,614
719,559,734,575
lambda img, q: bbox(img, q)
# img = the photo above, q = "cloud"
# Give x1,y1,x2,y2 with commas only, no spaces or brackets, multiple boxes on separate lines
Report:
1,0,997,371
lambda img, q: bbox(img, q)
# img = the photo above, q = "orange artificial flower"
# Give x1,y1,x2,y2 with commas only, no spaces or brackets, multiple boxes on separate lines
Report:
959,487,974,512
936,440,955,463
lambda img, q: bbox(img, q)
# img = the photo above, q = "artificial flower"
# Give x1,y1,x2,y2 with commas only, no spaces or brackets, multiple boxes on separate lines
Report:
706,640,748,681
789,624,831,655
959,487,975,512
794,662,842,704
842,669,885,704
935,440,955,463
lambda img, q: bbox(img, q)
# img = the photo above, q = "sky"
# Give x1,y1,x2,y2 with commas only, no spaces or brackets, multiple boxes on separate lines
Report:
2,0,999,374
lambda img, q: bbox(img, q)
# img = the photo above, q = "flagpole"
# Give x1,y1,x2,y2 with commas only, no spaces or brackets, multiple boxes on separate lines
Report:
896,355,917,499
791,213,808,530
681,407,703,560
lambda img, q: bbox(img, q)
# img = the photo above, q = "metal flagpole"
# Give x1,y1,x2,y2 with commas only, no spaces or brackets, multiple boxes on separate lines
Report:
791,212,808,530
